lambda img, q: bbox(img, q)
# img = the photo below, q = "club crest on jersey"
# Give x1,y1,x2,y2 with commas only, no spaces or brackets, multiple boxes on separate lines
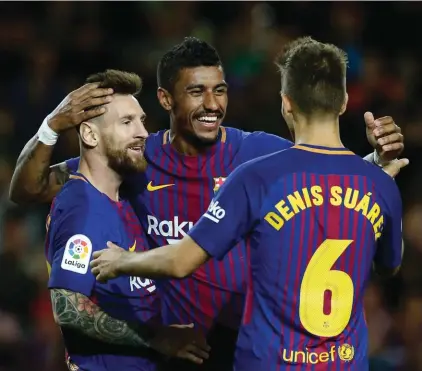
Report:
337,344,354,362
61,234,92,274
213,177,226,193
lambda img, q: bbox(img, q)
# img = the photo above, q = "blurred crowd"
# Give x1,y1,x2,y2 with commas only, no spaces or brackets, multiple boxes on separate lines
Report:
0,2,421,370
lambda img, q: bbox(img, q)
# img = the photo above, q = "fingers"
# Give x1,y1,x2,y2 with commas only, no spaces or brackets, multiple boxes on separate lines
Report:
92,250,106,259
71,83,101,98
96,273,109,284
383,158,409,178
107,241,121,249
373,122,401,138
76,94,113,116
72,83,112,99
379,142,404,154
80,107,107,121
183,343,210,360
177,345,208,364
377,132,403,146
364,111,375,129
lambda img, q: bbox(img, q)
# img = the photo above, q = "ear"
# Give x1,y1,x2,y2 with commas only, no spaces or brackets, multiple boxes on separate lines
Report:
157,87,173,111
339,93,348,116
79,121,98,148
281,94,293,115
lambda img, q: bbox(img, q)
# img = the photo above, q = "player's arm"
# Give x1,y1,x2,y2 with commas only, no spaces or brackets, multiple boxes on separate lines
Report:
49,206,209,362
50,288,208,362
9,83,112,204
50,288,151,347
48,208,153,348
373,181,404,277
91,164,263,281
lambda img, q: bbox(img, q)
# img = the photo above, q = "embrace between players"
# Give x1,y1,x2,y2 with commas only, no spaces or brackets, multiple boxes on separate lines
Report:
10,37,407,371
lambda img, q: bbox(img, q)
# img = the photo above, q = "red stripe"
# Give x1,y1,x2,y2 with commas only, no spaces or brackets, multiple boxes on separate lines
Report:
243,237,253,324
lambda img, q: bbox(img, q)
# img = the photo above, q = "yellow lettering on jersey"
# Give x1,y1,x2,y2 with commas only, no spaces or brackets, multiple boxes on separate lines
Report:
265,185,385,239
282,346,336,364
264,185,323,231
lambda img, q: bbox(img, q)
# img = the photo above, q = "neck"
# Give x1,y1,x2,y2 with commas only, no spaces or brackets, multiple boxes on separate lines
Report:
293,114,344,148
78,153,122,202
168,120,216,156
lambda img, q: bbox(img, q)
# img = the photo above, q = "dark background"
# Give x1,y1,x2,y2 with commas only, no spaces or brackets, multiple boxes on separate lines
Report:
0,2,421,370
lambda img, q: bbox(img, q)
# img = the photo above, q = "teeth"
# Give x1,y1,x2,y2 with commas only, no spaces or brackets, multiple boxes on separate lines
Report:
198,116,218,123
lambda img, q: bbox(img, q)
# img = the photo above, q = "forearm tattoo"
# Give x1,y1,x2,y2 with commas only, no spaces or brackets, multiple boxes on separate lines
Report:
50,289,150,348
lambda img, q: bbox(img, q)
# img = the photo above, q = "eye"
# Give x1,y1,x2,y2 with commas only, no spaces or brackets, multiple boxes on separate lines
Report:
123,120,131,125
189,90,202,97
215,87,227,95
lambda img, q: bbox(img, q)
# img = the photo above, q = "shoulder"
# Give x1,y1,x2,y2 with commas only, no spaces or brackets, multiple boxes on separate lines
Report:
53,178,113,227
228,148,296,187
224,127,293,155
145,130,167,151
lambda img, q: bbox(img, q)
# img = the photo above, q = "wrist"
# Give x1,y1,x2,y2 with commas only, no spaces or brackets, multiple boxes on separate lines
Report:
374,150,394,167
115,251,130,276
46,117,62,134
38,116,59,146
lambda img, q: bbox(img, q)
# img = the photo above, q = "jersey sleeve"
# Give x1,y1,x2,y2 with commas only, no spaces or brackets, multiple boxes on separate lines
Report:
66,157,80,172
48,206,116,297
374,180,403,269
188,163,263,260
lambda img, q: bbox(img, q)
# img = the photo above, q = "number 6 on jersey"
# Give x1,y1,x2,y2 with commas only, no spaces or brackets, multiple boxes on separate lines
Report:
299,239,354,338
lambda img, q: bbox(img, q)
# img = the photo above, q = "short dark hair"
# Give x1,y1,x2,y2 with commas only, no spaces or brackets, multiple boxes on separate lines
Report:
86,69,142,97
157,37,222,91
275,36,348,115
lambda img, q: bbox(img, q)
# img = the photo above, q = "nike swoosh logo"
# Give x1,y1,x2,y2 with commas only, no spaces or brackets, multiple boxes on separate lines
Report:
129,240,136,252
147,181,174,192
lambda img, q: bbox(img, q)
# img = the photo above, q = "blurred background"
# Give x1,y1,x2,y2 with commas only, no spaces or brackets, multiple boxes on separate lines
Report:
0,2,420,370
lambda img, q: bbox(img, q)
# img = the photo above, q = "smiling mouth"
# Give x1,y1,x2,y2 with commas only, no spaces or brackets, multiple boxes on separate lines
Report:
195,114,222,127
128,146,144,153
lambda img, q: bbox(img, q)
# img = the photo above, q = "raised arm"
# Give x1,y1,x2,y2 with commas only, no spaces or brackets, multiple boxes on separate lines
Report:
9,83,113,204
9,136,70,204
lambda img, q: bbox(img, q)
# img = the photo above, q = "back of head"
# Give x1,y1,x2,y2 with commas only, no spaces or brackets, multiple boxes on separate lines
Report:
275,36,348,116
157,37,222,91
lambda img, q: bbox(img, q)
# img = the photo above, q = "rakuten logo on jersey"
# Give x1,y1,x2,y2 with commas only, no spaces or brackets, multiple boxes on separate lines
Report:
129,276,156,293
204,200,226,223
147,215,193,244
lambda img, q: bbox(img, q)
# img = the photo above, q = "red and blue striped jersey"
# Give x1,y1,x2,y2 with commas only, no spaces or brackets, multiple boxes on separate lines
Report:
45,174,160,371
131,127,293,332
67,127,292,333
189,144,403,371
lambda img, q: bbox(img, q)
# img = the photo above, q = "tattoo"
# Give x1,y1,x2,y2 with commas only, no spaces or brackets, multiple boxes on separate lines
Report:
50,288,150,348
10,134,71,203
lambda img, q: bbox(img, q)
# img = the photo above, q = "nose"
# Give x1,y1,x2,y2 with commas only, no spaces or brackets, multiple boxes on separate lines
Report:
135,121,149,139
203,91,219,111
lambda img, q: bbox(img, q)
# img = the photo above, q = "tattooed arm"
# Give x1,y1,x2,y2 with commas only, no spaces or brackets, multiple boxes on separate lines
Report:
50,288,210,363
9,83,113,205
9,135,70,204
50,288,151,347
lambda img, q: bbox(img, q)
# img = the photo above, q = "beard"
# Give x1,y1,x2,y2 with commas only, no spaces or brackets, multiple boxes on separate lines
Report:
104,139,147,176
